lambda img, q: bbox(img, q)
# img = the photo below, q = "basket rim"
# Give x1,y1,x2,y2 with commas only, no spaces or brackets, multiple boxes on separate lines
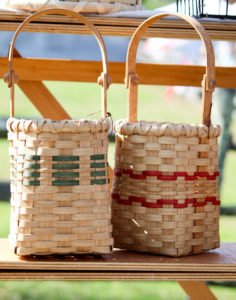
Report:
7,117,111,133
113,119,221,138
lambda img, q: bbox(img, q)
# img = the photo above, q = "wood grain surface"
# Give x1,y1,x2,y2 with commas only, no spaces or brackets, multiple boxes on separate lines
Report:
0,11,236,40
1,58,236,88
0,239,236,273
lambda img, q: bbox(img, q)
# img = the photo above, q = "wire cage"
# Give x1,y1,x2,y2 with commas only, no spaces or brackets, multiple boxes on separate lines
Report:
176,0,236,19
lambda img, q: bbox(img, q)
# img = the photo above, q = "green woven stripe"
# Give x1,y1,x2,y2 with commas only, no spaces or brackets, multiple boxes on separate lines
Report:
53,156,79,162
23,171,40,178
90,162,105,168
24,155,40,161
52,172,79,178
91,171,106,177
90,154,105,160
23,180,40,186
91,179,108,185
24,163,40,169
52,163,79,170
52,180,79,186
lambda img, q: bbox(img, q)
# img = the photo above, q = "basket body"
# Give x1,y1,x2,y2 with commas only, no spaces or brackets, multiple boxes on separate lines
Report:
3,0,142,14
112,120,221,257
8,118,113,256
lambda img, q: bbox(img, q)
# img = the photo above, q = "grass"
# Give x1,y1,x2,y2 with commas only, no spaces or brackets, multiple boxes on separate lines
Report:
0,281,236,300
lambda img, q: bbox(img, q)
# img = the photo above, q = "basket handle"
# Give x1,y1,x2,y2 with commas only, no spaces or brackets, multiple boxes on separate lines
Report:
126,13,215,126
4,8,111,119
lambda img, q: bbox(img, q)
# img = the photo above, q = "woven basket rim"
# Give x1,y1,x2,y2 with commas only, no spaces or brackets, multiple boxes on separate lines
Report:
113,119,221,138
7,117,111,133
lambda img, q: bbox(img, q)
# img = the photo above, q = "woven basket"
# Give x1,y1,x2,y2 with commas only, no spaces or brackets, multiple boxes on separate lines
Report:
2,0,142,14
112,13,221,257
6,9,113,256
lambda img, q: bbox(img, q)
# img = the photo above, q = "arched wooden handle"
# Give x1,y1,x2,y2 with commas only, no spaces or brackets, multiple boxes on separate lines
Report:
5,8,111,119
126,13,215,126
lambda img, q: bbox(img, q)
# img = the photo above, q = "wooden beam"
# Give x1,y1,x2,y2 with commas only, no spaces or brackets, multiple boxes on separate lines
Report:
18,81,71,120
178,281,217,300
1,58,236,88
0,11,236,40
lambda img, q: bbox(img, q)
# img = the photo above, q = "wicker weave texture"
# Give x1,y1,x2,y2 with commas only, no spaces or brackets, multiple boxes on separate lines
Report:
8,118,113,256
112,121,221,257
2,0,142,14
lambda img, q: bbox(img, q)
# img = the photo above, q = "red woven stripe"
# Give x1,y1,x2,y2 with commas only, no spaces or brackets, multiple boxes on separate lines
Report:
193,201,206,207
114,171,122,177
174,203,188,208
111,193,119,200
142,171,162,176
185,176,198,181
117,199,132,205
207,175,216,180
129,196,145,203
158,199,178,205
158,175,177,181
122,169,133,175
212,200,221,205
115,169,220,181
130,173,146,180
185,198,195,204
206,196,217,202
144,202,162,208
194,172,209,177
112,193,220,208
174,172,188,177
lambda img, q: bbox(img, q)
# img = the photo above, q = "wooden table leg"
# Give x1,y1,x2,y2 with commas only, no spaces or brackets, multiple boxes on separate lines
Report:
178,281,217,300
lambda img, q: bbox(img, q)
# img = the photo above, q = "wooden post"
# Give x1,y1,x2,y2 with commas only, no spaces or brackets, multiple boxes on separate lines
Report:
178,281,217,300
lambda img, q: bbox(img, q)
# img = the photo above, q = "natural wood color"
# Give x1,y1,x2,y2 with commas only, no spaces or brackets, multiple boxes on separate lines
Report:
0,240,236,272
0,11,236,40
178,281,217,300
126,13,215,124
10,49,70,120
0,272,236,281
1,58,236,88
16,79,114,185
0,240,236,283
108,165,113,191
7,9,110,119
0,10,234,298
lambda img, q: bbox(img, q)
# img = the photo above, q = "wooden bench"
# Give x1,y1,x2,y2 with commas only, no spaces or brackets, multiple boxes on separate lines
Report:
0,10,235,300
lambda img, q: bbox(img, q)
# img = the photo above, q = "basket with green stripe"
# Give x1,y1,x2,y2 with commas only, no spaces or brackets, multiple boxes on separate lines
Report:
6,9,113,256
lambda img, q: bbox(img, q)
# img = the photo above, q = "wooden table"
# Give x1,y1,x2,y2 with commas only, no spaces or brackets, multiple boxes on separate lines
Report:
0,9,236,300
0,239,236,300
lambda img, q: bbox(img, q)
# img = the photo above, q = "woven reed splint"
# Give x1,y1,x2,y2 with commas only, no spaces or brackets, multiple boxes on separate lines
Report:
2,0,142,14
6,9,113,256
112,13,221,257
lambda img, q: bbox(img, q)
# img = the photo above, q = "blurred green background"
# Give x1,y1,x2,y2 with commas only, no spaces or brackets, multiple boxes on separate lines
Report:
0,0,235,299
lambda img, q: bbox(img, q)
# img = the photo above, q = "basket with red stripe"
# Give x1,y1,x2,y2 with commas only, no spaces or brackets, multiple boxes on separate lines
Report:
111,13,221,257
